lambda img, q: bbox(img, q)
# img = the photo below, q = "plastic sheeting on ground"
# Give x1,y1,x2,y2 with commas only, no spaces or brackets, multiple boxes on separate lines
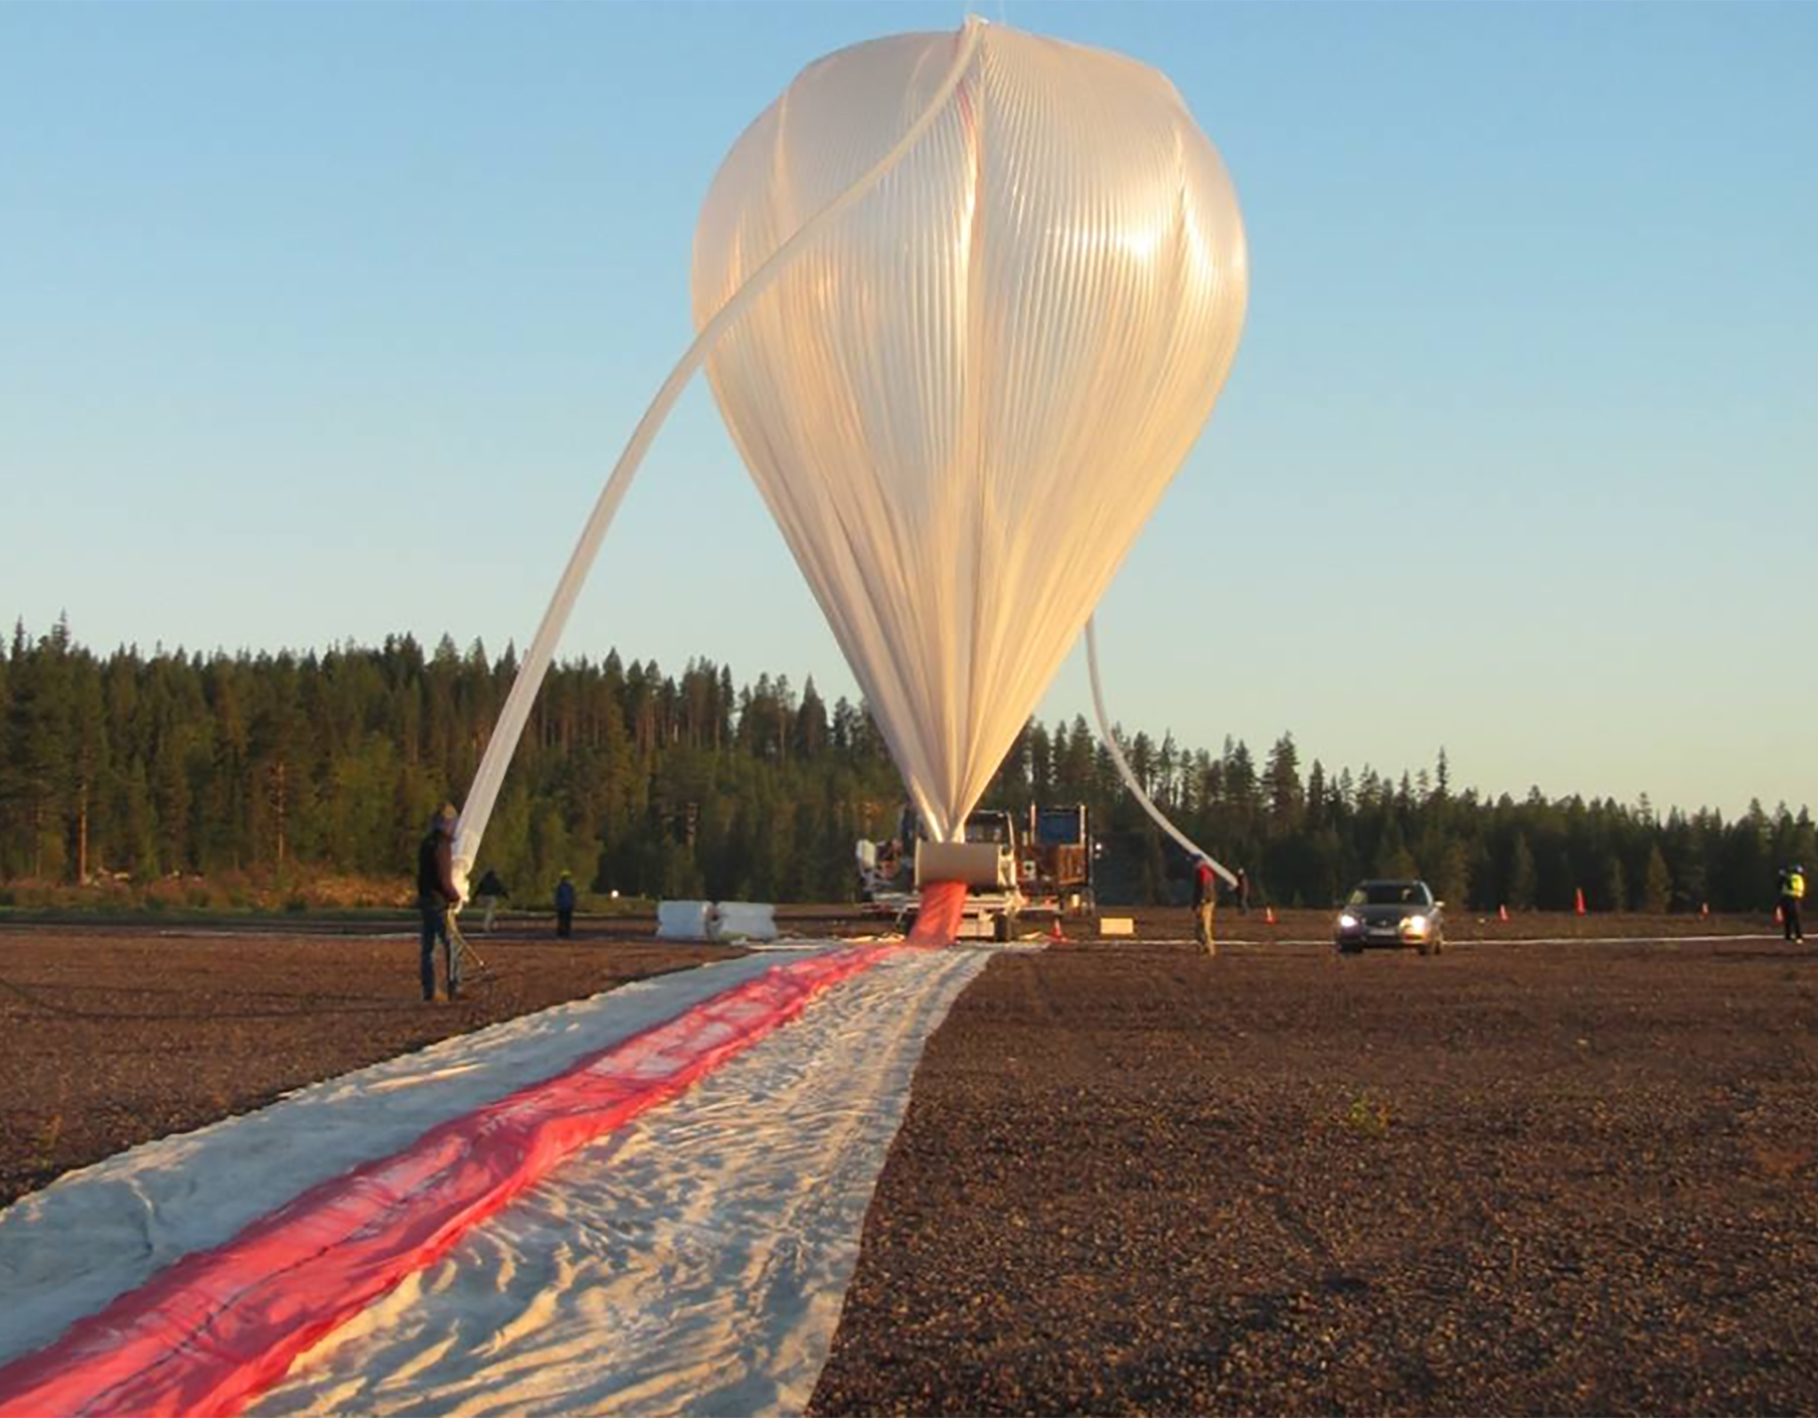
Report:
0,947,890,1418
0,956,798,1374
250,946,989,1418
711,902,778,943
656,901,714,941
656,902,781,944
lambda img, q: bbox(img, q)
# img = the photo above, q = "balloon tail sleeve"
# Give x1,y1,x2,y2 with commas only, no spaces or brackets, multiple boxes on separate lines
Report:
449,19,990,895
904,880,969,947
1085,615,1237,889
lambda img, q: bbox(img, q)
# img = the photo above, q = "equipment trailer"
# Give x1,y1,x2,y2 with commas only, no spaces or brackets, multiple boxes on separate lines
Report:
856,803,1094,940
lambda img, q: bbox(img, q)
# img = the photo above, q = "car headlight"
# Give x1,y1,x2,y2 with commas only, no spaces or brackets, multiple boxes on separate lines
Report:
1338,913,1359,929
1403,915,1428,934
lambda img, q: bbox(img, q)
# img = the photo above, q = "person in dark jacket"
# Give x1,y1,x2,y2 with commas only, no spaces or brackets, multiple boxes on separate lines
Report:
417,804,464,1001
554,871,578,938
1232,866,1250,915
473,868,509,934
1192,856,1217,958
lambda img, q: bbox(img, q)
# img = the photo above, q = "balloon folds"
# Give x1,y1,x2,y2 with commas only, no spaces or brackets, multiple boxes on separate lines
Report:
693,24,1247,841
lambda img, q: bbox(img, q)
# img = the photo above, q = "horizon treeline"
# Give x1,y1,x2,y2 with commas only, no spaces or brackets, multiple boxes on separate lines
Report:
2,617,1812,911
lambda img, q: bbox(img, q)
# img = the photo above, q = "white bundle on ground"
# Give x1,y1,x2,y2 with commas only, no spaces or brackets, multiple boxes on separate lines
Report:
711,903,779,944
656,901,716,942
655,901,780,943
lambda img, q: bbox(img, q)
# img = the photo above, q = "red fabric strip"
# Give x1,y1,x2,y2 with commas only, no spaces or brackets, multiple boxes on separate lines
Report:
906,880,968,946
0,945,891,1418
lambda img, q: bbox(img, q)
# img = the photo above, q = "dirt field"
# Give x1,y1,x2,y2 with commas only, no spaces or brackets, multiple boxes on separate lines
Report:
1067,905,1777,946
0,920,738,1206
6,909,1810,1413
811,933,1818,1415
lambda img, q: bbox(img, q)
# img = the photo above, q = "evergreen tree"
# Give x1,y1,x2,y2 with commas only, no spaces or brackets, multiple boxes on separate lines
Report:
1054,716,1096,800
0,625,1806,913
1264,733,1303,833
1507,831,1537,910
1641,843,1672,914
792,677,829,760
1371,819,1418,879
2,625,74,876
1600,854,1627,913
1027,722,1054,802
1427,838,1471,909
1306,759,1329,829
1224,739,1258,818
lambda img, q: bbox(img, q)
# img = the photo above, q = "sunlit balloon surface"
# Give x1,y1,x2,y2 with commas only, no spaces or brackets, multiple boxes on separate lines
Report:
694,23,1248,841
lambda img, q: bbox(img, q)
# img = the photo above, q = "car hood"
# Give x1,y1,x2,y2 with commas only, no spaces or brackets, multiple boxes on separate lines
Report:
1345,904,1433,924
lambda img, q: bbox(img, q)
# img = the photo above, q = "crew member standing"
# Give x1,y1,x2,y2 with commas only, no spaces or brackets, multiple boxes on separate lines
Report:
1233,866,1250,915
555,871,578,939
417,804,464,1002
1192,855,1218,958
1779,863,1807,944
473,868,509,933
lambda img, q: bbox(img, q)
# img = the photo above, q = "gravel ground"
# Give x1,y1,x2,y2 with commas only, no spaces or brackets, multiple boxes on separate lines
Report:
812,933,1818,1415
0,923,738,1207
5,908,1807,1413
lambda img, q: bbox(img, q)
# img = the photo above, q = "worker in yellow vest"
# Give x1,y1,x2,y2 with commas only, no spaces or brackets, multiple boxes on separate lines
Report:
1779,864,1807,944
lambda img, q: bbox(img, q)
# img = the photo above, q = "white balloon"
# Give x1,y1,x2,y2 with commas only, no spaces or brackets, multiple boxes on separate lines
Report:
452,24,985,890
693,23,1248,841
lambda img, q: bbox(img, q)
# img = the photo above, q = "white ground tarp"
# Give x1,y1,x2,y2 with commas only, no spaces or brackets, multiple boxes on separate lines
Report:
251,946,986,1417
0,947,988,1416
0,953,809,1370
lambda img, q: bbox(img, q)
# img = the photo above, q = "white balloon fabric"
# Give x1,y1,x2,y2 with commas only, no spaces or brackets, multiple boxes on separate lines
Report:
450,24,985,894
693,23,1248,842
452,20,1245,891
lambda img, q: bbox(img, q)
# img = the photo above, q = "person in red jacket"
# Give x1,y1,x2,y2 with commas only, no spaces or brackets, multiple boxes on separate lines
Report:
1192,856,1218,958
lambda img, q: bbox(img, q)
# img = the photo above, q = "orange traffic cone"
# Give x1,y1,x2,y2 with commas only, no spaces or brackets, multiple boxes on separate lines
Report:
1574,887,1587,916
1264,905,1278,926
1497,904,1510,923
1048,916,1067,943
1700,902,1710,920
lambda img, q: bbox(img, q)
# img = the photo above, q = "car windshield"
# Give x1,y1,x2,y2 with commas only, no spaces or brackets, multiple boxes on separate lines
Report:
1347,882,1432,907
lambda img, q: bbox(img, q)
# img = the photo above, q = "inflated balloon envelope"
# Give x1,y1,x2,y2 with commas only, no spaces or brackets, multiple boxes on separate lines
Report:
693,21,1247,844
453,18,1247,924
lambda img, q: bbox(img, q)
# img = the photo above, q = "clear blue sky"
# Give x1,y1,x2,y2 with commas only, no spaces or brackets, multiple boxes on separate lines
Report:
3,3,1811,818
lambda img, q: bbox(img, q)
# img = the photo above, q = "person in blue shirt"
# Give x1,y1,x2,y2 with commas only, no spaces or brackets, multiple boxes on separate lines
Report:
554,871,578,938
